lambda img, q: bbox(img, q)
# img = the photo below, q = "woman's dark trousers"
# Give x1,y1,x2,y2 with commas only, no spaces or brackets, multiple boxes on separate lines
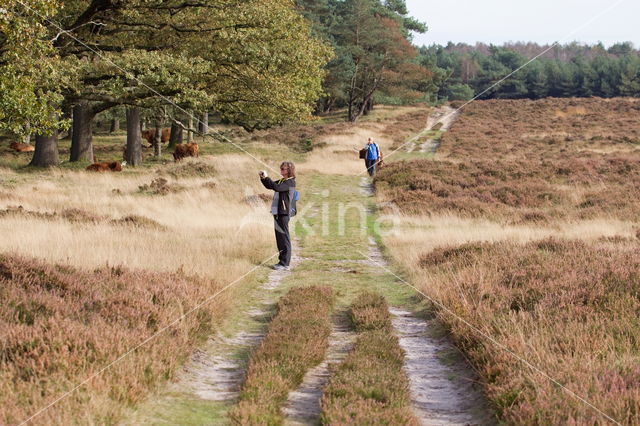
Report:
274,214,291,266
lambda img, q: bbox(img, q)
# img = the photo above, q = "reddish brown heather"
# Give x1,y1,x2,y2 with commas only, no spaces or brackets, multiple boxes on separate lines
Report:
438,97,640,160
321,292,417,425
380,107,432,149
0,254,227,424
376,98,640,221
418,238,640,424
230,286,333,425
349,291,393,332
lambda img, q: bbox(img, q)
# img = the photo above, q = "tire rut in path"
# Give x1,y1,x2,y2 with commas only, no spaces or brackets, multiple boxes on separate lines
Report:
390,307,494,425
405,105,458,153
180,245,303,403
359,178,493,425
126,244,303,423
282,313,356,425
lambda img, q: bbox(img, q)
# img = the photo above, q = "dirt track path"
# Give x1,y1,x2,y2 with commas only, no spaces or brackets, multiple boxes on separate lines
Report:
123,245,303,424
361,180,493,425
125,107,492,424
406,105,459,153
282,313,356,425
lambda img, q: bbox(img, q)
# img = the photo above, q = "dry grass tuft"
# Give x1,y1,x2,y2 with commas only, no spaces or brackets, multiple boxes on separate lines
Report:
111,214,165,230
158,161,217,179
230,286,333,425
137,177,185,195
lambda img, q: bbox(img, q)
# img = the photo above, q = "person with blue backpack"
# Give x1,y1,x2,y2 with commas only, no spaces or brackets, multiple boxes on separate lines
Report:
259,161,298,270
362,137,381,176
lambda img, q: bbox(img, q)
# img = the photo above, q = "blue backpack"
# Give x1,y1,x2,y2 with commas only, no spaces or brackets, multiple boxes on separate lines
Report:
291,190,300,216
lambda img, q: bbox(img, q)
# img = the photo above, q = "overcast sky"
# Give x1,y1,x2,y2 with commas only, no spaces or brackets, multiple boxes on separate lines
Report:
405,0,639,48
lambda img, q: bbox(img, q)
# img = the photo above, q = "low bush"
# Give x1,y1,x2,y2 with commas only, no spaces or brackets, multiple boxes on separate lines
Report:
0,254,224,424
417,238,640,424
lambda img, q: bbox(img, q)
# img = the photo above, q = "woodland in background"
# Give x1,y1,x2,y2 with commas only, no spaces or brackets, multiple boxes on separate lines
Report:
295,0,434,121
421,41,640,101
0,0,434,167
0,0,333,166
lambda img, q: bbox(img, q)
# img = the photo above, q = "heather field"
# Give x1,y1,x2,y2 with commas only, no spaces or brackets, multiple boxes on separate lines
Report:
0,153,277,424
0,255,226,425
378,98,640,221
4,97,638,425
376,97,640,424
1,105,450,424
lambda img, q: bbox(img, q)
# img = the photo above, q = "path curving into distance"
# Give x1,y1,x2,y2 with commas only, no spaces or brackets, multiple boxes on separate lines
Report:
406,105,459,153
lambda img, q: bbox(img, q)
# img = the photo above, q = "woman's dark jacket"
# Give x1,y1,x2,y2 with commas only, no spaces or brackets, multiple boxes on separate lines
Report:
260,177,296,216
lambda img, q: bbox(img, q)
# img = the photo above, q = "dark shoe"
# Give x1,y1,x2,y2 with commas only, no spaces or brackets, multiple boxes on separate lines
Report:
272,264,289,271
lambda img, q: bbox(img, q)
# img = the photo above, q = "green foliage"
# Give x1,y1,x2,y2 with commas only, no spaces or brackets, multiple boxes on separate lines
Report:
420,42,640,101
1,0,332,142
298,0,433,118
445,83,474,101
0,0,67,135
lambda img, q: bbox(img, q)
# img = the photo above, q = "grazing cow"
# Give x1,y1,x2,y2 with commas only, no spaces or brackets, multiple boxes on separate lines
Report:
9,142,35,152
141,128,171,146
86,161,123,172
172,143,199,162
161,127,170,143
141,130,155,146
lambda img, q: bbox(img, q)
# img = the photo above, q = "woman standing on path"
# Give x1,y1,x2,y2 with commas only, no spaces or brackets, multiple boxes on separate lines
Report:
259,162,296,270
362,137,381,177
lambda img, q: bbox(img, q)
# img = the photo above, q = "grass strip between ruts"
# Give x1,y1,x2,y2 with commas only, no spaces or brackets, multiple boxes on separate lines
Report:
320,292,417,425
230,285,333,425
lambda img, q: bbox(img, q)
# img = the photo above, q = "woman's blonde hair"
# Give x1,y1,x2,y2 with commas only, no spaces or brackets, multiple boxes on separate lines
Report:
280,161,296,178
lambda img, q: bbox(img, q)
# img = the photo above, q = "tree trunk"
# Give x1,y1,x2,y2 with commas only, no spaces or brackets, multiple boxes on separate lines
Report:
347,98,355,122
66,109,74,141
109,118,120,133
324,97,335,113
153,121,162,157
125,107,142,166
30,130,60,167
187,113,194,143
168,121,183,149
364,98,374,114
70,101,94,162
198,112,209,134
23,122,32,145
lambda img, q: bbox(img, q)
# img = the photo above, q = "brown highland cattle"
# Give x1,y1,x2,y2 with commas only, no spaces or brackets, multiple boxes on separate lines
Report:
9,142,35,152
173,143,199,161
86,161,123,172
